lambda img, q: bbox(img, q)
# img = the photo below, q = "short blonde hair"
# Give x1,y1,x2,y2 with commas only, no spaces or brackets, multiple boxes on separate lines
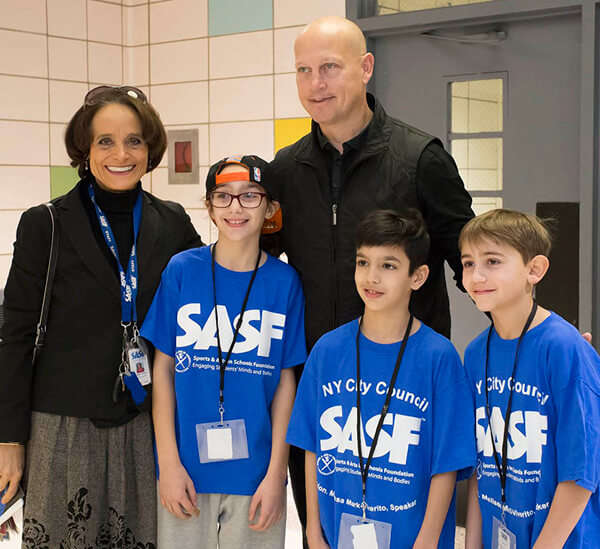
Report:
459,208,553,263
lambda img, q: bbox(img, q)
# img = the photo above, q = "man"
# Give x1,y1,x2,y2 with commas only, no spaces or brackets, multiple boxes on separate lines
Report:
269,15,474,542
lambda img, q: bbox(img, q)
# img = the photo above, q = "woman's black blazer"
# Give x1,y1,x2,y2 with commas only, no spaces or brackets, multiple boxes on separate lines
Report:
0,180,203,442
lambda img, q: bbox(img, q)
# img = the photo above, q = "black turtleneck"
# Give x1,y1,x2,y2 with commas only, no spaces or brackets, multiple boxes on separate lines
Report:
81,177,140,276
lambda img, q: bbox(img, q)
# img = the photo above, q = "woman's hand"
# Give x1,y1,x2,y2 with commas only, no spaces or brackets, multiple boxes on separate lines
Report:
158,461,198,519
248,473,286,531
0,444,25,504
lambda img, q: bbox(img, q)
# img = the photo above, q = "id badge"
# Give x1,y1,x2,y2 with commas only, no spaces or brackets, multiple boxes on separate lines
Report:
196,419,249,463
338,512,391,549
492,517,516,549
126,338,151,386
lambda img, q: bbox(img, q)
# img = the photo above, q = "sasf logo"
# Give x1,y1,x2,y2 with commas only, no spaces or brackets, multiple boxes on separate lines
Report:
176,304,285,357
175,350,191,373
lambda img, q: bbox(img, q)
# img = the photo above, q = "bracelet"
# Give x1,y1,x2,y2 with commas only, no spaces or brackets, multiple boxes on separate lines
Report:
0,442,22,446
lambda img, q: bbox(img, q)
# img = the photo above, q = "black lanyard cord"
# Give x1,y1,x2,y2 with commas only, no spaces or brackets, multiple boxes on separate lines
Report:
355,314,414,518
211,243,261,418
484,300,537,508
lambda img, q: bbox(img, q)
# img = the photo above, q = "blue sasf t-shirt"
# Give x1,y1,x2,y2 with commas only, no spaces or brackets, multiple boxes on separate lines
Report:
141,245,307,496
286,319,476,548
464,312,600,549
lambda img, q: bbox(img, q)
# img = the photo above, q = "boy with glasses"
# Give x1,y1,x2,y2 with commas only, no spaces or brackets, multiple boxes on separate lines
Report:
141,155,306,549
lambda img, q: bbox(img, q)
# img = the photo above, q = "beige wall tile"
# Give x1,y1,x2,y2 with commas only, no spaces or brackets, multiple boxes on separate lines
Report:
0,121,49,165
0,30,47,77
0,167,50,209
49,80,88,123
210,76,273,123
0,0,46,34
124,46,149,86
50,124,70,166
209,121,274,163
274,0,345,27
124,0,148,5
150,82,208,125
0,255,13,290
48,0,86,39
187,204,213,244
275,73,305,118
150,39,207,84
124,4,149,46
49,37,88,81
0,76,48,121
150,0,207,43
274,26,303,73
209,31,272,80
150,167,205,208
89,42,123,84
87,0,122,44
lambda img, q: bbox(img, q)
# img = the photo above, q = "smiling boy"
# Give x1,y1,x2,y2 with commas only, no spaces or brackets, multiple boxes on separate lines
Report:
141,155,307,549
286,209,475,548
460,209,600,549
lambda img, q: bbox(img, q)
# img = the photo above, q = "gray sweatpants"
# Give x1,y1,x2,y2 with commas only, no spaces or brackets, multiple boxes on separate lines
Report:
157,492,286,549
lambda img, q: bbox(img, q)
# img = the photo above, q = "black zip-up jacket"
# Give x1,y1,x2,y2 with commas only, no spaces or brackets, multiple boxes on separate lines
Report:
270,94,474,350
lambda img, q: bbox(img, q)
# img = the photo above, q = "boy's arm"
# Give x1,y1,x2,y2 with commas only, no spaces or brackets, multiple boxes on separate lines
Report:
532,481,592,549
412,471,457,549
465,472,483,549
305,450,330,549
152,349,198,519
249,367,296,531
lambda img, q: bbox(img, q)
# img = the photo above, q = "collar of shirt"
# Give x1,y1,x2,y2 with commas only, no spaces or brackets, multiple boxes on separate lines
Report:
316,115,373,157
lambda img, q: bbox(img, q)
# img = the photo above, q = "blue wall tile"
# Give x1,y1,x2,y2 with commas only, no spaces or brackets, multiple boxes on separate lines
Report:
209,0,272,36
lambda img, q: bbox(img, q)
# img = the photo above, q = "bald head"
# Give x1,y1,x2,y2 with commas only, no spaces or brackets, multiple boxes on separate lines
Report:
295,16,367,58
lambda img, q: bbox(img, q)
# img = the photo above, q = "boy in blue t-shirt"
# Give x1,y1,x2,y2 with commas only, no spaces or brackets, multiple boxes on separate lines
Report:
286,209,476,548
460,209,600,549
141,155,307,549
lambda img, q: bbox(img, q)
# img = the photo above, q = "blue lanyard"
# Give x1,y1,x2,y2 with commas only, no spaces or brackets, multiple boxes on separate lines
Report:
88,183,142,324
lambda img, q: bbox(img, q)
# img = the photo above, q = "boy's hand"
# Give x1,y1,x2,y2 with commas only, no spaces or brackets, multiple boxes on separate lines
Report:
306,524,330,549
0,444,24,504
248,473,285,531
158,461,198,519
412,536,438,549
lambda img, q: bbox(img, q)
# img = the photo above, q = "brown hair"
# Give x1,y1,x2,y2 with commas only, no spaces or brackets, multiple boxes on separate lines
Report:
355,209,430,274
459,208,553,262
65,88,167,178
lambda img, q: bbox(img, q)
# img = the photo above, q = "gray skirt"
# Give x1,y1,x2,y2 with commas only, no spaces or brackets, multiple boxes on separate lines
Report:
21,411,156,549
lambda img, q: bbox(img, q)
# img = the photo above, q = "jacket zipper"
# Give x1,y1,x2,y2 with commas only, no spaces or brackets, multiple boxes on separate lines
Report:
332,203,337,226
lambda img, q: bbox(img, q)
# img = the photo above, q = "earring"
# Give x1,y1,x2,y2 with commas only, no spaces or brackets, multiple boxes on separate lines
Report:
84,158,89,172
147,159,152,171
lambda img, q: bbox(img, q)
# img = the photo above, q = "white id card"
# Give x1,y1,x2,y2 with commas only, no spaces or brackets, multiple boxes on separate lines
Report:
127,347,151,386
196,419,249,463
492,517,516,549
338,512,391,549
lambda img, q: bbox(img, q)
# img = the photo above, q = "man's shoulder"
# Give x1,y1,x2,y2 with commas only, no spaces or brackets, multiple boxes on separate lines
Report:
272,132,313,168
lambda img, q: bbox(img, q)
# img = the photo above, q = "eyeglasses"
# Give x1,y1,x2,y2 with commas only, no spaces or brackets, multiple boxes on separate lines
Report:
208,191,267,209
84,86,147,107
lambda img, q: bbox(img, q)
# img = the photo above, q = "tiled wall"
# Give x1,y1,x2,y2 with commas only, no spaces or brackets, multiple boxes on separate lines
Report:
0,0,345,288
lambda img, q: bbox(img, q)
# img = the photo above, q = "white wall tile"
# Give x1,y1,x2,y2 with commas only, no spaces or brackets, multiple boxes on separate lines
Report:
209,31,272,80
0,0,46,34
49,80,88,123
0,167,50,209
210,76,273,122
0,76,48,121
87,0,122,44
209,121,274,163
150,0,207,43
187,205,213,244
0,211,24,255
0,121,49,165
274,0,346,27
150,167,205,208
150,82,208,125
49,37,88,81
0,254,13,290
50,124,70,165
48,0,86,39
89,42,123,84
0,30,47,77
124,0,148,5
274,26,303,73
124,46,149,86
124,4,149,46
275,73,305,118
150,39,207,84
161,124,209,168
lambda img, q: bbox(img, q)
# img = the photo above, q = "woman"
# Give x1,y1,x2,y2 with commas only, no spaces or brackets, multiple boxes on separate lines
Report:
0,86,203,548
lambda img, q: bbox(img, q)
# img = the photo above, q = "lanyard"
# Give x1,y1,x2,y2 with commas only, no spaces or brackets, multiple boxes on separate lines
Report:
484,300,537,523
88,183,142,324
211,243,260,423
355,314,413,519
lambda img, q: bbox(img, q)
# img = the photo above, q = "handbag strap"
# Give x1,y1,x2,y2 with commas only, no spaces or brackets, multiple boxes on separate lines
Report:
33,203,59,363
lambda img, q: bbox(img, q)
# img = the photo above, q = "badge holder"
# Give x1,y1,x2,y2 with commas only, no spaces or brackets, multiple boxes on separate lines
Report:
126,324,151,386
492,516,516,549
338,508,391,549
196,405,249,463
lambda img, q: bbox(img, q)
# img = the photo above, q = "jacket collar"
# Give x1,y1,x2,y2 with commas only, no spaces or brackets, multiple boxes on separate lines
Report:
57,179,159,299
294,93,392,165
